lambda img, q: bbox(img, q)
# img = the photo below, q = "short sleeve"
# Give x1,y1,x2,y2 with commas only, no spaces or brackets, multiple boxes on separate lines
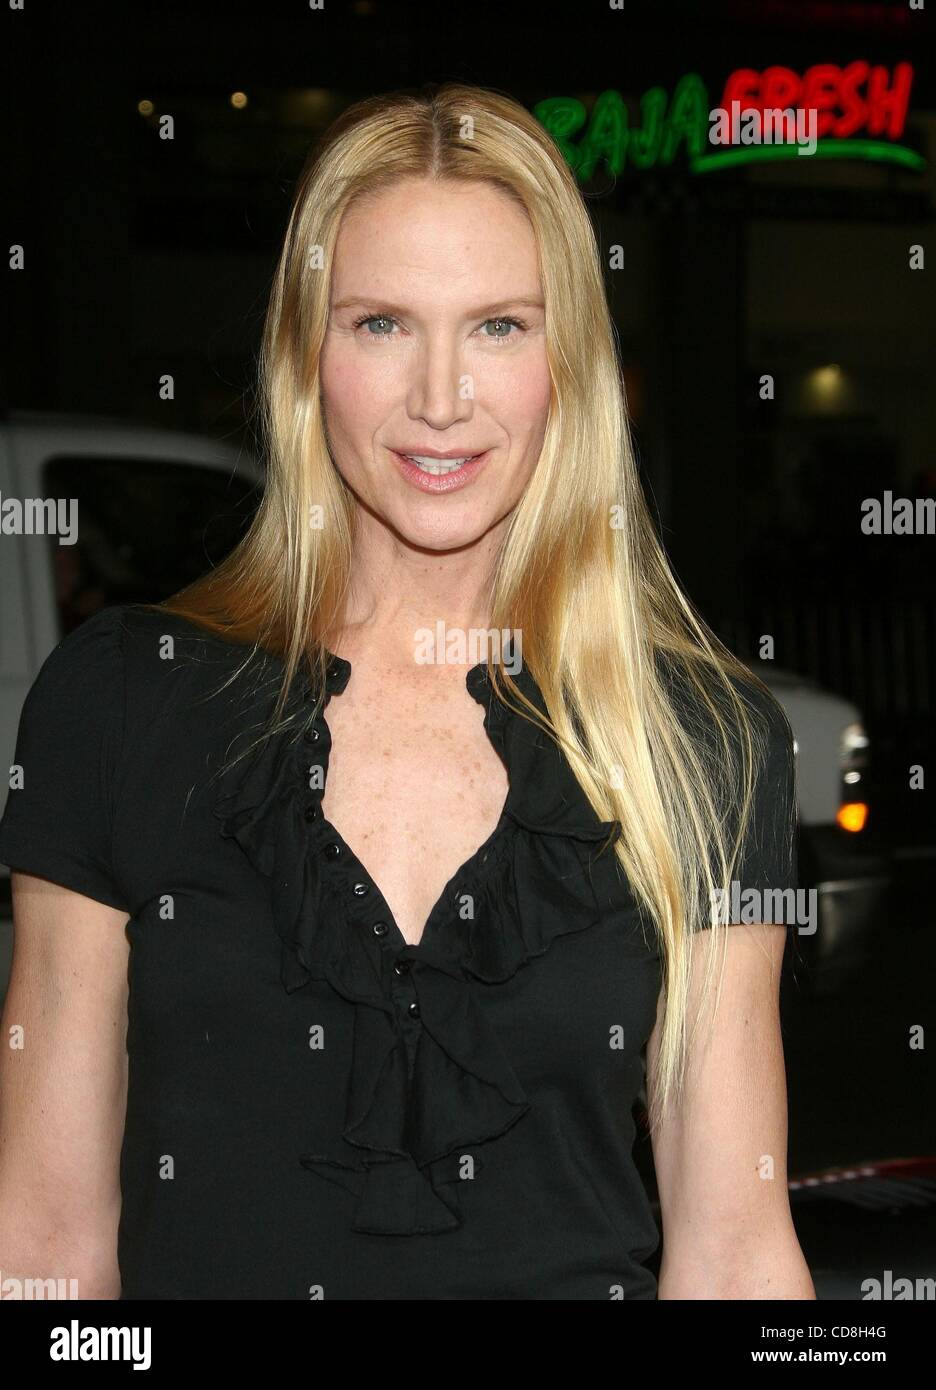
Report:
701,677,799,929
658,654,799,930
0,606,129,911
723,679,798,906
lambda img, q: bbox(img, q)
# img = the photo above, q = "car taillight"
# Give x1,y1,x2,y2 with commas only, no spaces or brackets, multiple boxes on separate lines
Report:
837,801,869,833
839,722,870,830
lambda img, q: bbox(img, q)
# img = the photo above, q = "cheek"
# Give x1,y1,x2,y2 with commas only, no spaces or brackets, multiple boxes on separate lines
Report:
494,357,552,446
320,345,396,430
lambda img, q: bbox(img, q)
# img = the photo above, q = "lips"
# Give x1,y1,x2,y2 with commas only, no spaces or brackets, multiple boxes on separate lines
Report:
402,453,478,476
393,448,488,459
390,448,492,493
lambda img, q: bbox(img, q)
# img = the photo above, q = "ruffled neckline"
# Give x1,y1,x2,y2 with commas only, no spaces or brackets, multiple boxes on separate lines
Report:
302,645,623,845
212,643,626,1236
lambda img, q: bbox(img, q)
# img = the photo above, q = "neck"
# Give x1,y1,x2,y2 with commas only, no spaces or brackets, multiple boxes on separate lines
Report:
331,513,507,674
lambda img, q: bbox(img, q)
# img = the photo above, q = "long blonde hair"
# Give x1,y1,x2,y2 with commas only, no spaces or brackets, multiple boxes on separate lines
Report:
153,82,794,1130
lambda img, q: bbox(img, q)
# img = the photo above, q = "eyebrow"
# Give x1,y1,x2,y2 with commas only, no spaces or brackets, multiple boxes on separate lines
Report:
331,295,545,316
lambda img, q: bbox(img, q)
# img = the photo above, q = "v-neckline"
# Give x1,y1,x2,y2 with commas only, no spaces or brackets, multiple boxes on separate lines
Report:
313,658,516,953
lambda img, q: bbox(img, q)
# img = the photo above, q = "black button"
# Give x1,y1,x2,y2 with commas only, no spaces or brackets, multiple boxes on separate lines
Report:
303,804,320,822
408,1001,420,1019
393,957,411,976
352,882,369,897
372,921,389,938
323,842,341,859
303,726,321,744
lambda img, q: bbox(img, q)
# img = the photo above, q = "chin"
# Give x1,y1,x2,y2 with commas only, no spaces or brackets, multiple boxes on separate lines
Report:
390,511,489,553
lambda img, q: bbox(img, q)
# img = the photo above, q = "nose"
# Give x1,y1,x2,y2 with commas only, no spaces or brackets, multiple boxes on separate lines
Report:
406,330,474,430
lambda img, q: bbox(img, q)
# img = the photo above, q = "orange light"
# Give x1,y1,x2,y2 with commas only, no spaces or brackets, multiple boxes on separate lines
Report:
837,802,869,833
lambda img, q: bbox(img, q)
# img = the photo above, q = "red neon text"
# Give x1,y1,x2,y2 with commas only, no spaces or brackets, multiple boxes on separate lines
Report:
719,62,913,140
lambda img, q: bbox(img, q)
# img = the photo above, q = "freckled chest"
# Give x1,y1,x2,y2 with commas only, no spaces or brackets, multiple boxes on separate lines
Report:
319,673,510,945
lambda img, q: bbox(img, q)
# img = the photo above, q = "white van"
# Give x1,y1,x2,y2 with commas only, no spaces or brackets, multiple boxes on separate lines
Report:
0,410,262,804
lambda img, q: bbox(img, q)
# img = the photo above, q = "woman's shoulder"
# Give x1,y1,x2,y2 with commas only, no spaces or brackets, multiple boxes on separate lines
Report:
29,601,221,667
27,603,281,740
653,644,794,752
654,644,799,893
14,604,133,732
112,602,258,692
0,605,290,910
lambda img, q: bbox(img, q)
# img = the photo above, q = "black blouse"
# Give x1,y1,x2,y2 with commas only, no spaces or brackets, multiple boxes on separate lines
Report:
0,603,796,1300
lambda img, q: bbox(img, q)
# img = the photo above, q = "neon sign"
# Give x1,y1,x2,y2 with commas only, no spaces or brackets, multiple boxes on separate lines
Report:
534,63,923,178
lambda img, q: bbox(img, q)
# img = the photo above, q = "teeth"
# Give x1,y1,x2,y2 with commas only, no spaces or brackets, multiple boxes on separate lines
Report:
404,454,475,475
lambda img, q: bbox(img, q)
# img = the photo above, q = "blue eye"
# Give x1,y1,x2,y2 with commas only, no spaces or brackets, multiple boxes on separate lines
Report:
482,317,523,339
353,314,395,335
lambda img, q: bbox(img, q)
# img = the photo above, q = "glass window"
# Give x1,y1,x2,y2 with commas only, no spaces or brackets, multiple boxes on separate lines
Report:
42,455,261,636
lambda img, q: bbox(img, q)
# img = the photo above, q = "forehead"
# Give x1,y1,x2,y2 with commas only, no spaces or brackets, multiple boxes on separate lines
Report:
330,178,541,300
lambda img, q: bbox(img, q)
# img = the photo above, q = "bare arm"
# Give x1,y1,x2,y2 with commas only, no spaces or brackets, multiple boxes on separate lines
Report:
0,871,130,1299
647,922,815,1299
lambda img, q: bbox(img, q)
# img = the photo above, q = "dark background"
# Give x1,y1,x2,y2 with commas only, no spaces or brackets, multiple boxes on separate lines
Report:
3,0,936,1294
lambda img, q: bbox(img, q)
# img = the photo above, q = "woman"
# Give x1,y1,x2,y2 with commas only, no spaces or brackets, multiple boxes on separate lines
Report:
0,83,813,1299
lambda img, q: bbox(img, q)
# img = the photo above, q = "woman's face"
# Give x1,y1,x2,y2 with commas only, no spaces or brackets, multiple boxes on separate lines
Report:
320,177,551,552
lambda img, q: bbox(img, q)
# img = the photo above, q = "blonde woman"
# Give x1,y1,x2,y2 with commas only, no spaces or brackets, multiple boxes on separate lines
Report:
0,83,813,1300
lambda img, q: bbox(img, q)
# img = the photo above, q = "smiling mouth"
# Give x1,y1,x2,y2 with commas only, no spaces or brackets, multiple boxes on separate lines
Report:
398,453,482,476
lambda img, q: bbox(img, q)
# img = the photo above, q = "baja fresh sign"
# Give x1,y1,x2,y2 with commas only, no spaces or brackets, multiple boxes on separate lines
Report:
534,62,922,178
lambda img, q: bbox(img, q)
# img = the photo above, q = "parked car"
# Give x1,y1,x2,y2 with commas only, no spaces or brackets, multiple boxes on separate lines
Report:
0,410,262,950
748,660,890,985
752,662,870,832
